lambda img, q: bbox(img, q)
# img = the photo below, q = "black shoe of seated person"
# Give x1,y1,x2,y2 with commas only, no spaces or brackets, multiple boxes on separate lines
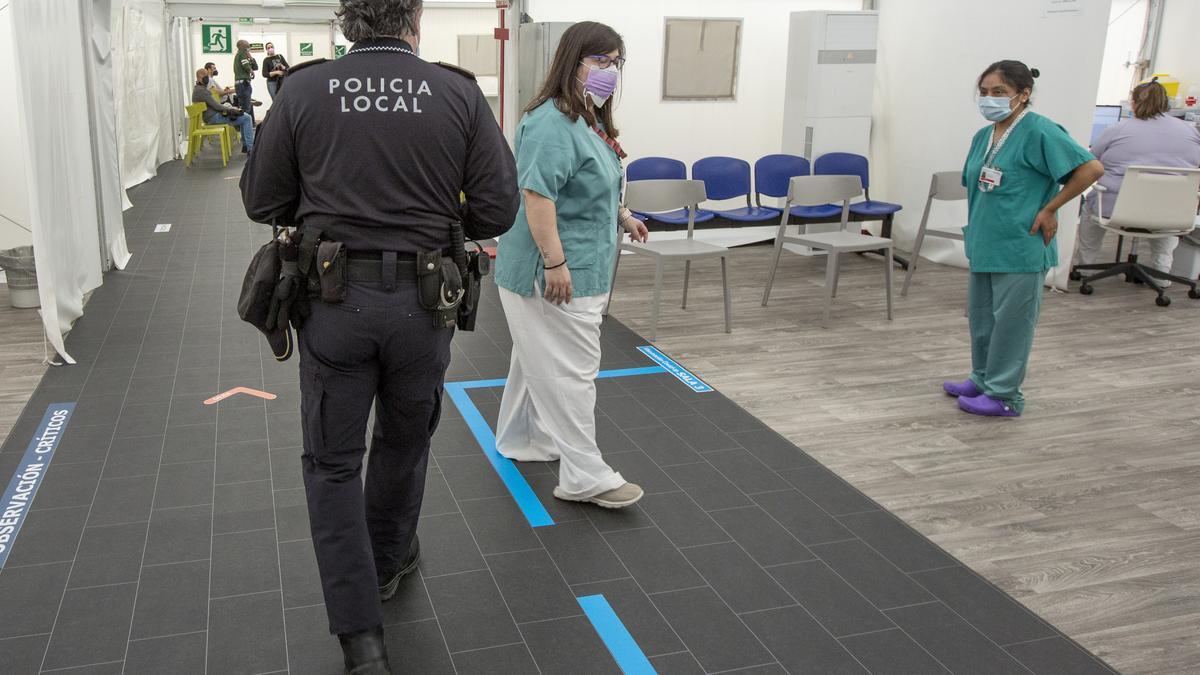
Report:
338,625,390,675
378,535,420,602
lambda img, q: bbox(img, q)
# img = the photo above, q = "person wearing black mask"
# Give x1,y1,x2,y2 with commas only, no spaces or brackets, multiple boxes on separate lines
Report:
263,42,290,100
204,62,235,105
193,67,255,153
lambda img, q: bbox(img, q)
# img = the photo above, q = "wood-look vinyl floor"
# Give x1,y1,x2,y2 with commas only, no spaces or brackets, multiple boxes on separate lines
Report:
606,242,1200,675
0,284,47,446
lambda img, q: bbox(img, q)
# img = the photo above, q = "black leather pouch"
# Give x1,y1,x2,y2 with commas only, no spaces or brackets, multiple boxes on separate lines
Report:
316,241,347,303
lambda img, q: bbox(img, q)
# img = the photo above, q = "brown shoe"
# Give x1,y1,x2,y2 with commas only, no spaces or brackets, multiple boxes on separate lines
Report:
554,483,644,509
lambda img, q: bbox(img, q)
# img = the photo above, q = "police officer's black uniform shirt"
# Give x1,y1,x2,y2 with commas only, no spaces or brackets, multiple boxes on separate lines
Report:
240,38,519,253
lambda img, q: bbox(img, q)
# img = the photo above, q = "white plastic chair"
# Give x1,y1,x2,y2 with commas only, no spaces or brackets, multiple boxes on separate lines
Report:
608,179,732,341
761,175,893,327
1075,166,1200,306
901,171,969,297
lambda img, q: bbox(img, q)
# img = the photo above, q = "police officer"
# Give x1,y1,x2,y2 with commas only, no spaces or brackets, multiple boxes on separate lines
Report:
240,0,518,671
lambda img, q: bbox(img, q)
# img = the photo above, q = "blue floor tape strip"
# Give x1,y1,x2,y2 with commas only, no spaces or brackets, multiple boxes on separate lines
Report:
444,383,555,528
0,403,76,568
444,364,668,529
578,595,657,674
636,346,713,393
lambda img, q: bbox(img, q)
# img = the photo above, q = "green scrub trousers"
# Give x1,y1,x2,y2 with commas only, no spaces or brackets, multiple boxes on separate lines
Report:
967,271,1045,413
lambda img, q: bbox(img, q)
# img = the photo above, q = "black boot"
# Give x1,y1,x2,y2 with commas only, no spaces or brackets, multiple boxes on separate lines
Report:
378,535,421,602
338,625,390,674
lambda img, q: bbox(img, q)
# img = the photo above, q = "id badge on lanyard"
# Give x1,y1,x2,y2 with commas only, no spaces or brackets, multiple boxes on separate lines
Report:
978,166,1003,192
978,109,1027,193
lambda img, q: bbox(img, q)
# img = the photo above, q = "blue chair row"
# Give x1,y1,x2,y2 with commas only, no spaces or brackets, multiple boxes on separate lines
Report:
627,153,902,227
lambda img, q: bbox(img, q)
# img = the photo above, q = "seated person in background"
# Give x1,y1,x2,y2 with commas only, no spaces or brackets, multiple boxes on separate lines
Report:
204,62,235,105
1075,79,1200,280
192,68,254,154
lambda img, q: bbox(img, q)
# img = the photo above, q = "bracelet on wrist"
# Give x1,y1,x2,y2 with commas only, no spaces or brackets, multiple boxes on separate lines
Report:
544,259,567,270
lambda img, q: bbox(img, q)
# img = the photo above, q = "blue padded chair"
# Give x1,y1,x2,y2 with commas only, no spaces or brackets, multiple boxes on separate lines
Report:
626,157,714,225
813,152,903,220
754,154,843,219
692,157,780,222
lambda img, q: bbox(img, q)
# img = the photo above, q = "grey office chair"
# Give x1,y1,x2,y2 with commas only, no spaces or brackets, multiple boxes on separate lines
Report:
902,171,969,296
1075,166,1200,306
608,179,733,341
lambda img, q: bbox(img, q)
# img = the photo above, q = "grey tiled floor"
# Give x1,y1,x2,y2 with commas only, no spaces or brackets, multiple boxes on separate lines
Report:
0,160,1117,674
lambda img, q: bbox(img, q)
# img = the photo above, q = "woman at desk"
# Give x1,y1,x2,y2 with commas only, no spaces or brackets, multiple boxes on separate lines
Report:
1073,79,1200,280
944,60,1102,417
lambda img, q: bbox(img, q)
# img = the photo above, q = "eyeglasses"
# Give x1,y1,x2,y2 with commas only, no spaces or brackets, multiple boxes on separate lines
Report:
584,54,626,70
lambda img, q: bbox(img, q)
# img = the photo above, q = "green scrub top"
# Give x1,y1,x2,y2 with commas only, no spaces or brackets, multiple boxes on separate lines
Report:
961,112,1094,273
495,99,622,298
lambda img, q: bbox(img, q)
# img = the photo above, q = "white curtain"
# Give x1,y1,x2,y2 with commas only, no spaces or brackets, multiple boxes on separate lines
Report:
12,0,106,364
112,0,175,190
86,0,132,270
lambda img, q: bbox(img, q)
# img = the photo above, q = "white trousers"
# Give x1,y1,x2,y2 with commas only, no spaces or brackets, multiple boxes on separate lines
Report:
1075,202,1178,273
495,284,625,499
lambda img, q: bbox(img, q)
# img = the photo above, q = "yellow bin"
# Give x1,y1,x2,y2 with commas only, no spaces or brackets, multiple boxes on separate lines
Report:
1144,73,1180,98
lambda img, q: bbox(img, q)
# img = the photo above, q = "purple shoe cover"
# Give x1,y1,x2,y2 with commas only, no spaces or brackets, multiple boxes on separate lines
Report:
957,393,1019,417
943,379,981,398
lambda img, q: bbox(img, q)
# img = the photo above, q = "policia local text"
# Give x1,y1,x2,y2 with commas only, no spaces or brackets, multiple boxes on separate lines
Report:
329,77,433,113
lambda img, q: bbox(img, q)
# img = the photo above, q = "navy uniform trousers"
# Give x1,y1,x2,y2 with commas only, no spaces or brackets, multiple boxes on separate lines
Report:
298,278,453,635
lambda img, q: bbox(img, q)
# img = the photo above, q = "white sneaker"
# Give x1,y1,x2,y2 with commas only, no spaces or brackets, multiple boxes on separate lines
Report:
554,483,644,509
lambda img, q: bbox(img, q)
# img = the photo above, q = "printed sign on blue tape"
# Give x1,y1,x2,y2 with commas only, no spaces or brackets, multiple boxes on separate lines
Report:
637,346,713,393
0,404,75,568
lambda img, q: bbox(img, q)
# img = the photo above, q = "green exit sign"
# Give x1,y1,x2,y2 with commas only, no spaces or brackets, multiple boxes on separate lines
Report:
299,42,314,57
239,17,253,25
333,45,347,58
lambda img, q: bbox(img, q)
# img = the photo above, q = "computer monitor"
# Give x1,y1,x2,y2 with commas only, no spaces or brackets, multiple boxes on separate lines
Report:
1091,105,1123,146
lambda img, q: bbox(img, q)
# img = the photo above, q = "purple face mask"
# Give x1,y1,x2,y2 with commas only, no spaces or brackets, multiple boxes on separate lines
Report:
580,63,619,106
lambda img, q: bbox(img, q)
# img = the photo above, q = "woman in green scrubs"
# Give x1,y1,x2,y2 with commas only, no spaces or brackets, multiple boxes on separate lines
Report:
493,22,650,508
944,60,1103,417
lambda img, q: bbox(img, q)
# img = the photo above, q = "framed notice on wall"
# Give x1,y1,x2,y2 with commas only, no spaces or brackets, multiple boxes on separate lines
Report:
202,24,232,54
662,17,742,101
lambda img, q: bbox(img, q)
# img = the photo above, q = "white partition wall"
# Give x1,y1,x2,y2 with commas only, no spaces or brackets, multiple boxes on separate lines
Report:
12,0,107,363
0,5,33,286
871,0,1112,291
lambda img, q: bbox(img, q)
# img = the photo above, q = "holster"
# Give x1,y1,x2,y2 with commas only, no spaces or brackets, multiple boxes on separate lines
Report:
417,250,463,329
316,241,348,303
457,244,490,332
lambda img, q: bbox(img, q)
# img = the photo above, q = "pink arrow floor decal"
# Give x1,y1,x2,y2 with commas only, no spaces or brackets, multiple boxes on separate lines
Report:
204,387,278,405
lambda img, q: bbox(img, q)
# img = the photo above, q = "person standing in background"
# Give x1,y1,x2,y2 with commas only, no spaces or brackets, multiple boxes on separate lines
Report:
944,60,1102,417
234,39,259,122
263,42,290,100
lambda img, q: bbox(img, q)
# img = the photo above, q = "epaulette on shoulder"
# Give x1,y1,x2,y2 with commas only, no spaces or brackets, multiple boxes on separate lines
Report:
436,62,476,81
287,58,330,75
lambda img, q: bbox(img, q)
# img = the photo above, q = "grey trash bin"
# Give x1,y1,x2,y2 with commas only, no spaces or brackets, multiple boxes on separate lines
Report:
0,245,39,309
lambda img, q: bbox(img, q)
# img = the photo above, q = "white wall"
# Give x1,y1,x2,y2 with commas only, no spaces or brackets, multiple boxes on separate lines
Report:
521,0,861,206
1096,0,1146,104
1154,0,1200,100
0,4,33,278
871,0,1112,291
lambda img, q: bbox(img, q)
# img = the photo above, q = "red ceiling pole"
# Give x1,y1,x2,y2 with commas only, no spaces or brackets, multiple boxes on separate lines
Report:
495,1,511,132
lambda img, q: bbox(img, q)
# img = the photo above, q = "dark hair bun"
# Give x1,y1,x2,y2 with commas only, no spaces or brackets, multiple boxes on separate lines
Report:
1030,68,1041,78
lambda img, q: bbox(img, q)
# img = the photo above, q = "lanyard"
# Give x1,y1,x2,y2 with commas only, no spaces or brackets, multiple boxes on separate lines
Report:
985,109,1028,169
591,125,627,160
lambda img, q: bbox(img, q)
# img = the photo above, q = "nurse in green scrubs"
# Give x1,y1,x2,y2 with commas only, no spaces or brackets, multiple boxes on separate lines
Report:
944,60,1103,416
493,22,650,509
